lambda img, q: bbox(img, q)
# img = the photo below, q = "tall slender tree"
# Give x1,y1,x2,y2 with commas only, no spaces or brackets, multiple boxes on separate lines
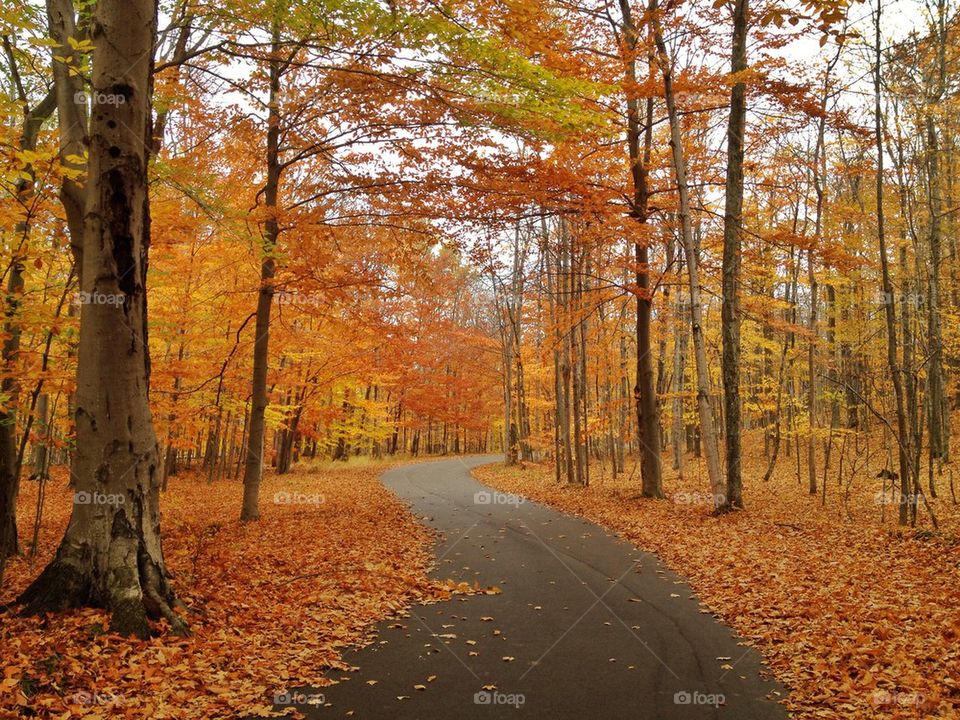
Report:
619,0,663,498
719,0,749,510
240,12,283,521
652,0,725,504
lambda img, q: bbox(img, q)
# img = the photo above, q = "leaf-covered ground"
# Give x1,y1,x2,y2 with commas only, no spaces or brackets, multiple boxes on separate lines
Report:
474,446,960,720
1,461,475,719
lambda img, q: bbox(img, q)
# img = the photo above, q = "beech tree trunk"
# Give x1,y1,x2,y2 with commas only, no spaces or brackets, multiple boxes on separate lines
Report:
277,402,303,474
45,0,88,271
18,0,184,638
541,216,565,482
889,99,924,508
0,251,27,565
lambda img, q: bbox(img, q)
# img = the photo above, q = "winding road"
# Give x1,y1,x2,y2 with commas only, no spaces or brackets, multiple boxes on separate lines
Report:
286,456,788,719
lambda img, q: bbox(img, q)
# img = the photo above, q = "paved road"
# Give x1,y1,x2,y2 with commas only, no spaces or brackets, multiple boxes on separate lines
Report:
281,456,789,719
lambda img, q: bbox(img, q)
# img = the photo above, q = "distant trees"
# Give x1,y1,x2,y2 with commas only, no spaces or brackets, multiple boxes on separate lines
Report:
472,0,954,530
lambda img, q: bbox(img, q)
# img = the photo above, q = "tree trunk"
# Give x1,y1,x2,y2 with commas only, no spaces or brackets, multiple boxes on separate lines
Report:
720,0,748,510
567,229,586,485
577,250,590,484
240,21,282,521
762,281,792,483
620,0,663,496
925,108,948,466
672,285,687,476
806,250,818,498
30,394,51,481
652,9,724,503
278,405,302,474
558,225,575,483
18,0,183,638
45,0,88,272
503,313,515,464
617,294,629,473
541,215,564,483
805,49,838,496
872,0,914,527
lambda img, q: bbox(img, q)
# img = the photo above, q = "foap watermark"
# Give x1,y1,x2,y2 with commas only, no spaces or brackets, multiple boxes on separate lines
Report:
872,291,925,308
275,290,324,308
74,90,127,106
674,690,725,707
76,290,126,306
71,690,124,706
473,690,525,707
874,492,924,506
673,491,726,507
870,689,925,708
74,491,125,506
273,491,325,506
474,490,525,507
274,691,325,706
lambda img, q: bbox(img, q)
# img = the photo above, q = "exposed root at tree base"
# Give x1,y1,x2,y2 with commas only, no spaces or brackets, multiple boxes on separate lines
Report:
16,547,189,639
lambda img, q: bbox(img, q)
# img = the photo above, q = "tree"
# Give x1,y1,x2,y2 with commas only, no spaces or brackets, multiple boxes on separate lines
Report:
0,40,56,571
871,0,914,528
240,10,283,522
651,0,724,506
719,0,748,511
619,0,663,499
17,0,186,638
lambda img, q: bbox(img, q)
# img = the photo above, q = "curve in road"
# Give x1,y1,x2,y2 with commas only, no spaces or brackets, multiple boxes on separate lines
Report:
284,456,789,719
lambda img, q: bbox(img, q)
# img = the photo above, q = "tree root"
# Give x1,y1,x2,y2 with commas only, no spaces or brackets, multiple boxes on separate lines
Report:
141,556,190,636
16,540,189,639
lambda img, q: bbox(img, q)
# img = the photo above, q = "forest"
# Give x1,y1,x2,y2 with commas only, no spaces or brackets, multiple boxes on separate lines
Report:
0,0,958,717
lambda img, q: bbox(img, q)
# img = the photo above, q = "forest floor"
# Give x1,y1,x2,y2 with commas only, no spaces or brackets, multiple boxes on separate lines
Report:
0,458,479,719
474,437,960,719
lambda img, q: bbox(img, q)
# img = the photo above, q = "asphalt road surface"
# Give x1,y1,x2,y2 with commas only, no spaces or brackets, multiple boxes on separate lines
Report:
274,456,789,719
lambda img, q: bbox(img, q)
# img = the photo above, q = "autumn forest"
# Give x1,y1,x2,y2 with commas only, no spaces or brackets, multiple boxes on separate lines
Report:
0,0,958,717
